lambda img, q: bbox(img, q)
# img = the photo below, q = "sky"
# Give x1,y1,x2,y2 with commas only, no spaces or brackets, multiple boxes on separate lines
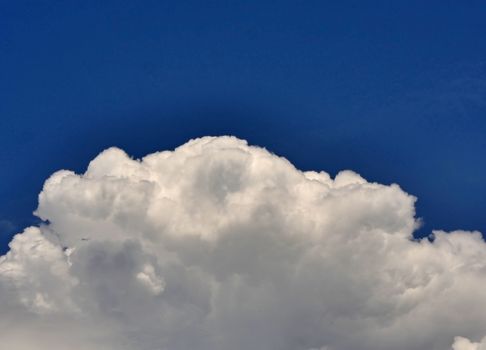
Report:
1,1,486,251
1,2,486,349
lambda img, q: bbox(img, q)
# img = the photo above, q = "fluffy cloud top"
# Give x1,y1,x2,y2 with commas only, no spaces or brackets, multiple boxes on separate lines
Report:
1,136,485,349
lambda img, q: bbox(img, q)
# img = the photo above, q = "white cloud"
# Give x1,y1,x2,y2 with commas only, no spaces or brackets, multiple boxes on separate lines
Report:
452,336,486,350
0,136,485,349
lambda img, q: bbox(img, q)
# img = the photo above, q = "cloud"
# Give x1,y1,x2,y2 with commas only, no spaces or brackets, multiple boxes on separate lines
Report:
0,136,485,350
452,336,486,350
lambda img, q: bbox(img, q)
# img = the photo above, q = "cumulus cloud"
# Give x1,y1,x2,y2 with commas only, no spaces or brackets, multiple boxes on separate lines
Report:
0,136,485,350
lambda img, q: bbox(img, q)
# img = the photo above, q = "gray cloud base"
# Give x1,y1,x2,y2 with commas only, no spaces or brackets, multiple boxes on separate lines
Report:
0,136,485,349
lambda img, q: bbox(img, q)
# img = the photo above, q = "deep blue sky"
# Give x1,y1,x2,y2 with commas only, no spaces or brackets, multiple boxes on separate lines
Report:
1,1,486,253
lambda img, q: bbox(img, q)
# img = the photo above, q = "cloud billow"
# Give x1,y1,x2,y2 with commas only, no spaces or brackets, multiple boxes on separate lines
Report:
0,136,485,349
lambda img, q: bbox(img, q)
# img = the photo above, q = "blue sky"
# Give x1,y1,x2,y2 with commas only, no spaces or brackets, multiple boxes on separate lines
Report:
1,0,485,253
